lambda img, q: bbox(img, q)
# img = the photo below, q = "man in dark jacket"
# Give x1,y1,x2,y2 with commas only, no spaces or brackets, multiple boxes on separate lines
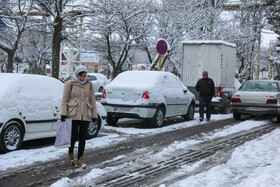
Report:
195,71,215,122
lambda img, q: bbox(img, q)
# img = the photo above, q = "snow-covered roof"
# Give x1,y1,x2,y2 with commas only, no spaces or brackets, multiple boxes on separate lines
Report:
182,40,236,48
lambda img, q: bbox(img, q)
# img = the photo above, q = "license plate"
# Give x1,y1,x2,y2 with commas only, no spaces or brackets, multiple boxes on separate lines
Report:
114,107,131,112
245,107,262,111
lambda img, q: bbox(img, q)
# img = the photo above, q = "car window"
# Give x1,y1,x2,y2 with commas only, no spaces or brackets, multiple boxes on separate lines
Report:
163,75,182,89
88,75,97,81
239,81,279,92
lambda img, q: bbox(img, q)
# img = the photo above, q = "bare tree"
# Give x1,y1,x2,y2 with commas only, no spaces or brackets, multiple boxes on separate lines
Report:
19,23,52,73
88,0,152,78
33,0,70,78
137,0,216,72
0,0,34,73
217,0,267,80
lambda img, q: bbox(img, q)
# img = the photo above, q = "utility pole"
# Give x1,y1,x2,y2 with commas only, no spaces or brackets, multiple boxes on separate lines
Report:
257,30,261,80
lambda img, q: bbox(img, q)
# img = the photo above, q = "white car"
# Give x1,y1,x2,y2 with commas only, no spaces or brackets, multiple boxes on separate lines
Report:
101,71,196,127
0,74,107,153
231,80,280,122
88,73,109,93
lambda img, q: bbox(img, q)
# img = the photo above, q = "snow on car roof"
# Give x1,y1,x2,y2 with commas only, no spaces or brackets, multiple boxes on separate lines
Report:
0,74,64,122
0,73,63,95
182,40,236,48
108,71,171,88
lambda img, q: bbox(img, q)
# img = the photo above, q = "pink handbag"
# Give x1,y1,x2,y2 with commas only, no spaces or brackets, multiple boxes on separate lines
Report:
54,119,72,148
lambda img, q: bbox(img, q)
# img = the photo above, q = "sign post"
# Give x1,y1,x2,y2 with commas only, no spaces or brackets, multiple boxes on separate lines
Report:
156,40,168,71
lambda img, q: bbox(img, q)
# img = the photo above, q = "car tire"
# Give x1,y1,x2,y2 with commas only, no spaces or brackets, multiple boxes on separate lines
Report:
0,120,24,153
222,100,231,114
150,107,165,128
87,115,101,139
98,87,103,93
233,113,241,120
184,102,195,121
106,115,119,126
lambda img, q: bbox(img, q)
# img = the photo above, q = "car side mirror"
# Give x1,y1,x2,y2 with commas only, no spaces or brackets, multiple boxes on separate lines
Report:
183,88,188,93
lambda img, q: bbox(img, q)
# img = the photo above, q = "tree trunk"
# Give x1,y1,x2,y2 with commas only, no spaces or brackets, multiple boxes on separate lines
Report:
112,66,117,79
145,47,152,64
7,51,15,73
161,54,169,68
51,16,63,79
112,66,122,79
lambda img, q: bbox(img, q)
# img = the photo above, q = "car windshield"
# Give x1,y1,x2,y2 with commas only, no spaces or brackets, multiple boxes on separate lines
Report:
89,75,97,81
239,81,279,92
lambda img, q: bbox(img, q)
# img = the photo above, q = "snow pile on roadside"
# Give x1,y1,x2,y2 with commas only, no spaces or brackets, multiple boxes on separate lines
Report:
171,128,280,187
50,177,72,187
51,168,110,187
209,119,271,139
0,134,122,172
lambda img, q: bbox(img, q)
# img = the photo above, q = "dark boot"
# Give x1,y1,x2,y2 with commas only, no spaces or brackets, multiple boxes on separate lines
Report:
76,157,87,168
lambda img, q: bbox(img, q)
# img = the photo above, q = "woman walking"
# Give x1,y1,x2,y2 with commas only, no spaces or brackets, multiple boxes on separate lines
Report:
60,65,97,168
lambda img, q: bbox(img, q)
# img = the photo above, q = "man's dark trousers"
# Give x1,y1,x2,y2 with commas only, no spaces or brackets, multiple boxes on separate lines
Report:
199,96,212,121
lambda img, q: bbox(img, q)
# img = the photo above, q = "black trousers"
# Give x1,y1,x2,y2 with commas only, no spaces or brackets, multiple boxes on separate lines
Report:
69,120,89,159
199,96,212,120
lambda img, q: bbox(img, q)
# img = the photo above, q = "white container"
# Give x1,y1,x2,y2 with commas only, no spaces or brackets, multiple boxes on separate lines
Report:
181,40,236,87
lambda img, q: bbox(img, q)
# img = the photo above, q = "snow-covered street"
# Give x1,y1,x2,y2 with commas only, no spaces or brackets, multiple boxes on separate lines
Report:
1,113,280,186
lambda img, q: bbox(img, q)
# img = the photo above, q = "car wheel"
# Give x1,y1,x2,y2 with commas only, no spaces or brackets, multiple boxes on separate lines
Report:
106,115,119,126
98,87,103,93
222,100,231,114
150,107,165,128
87,115,101,139
0,121,24,153
184,102,195,121
233,113,241,120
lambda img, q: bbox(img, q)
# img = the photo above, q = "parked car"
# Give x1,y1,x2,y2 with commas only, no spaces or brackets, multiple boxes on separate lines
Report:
0,73,107,153
101,71,196,127
230,80,280,122
88,73,109,93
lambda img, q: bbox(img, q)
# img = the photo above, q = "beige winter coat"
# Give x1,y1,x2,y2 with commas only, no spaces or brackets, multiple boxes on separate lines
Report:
60,78,98,121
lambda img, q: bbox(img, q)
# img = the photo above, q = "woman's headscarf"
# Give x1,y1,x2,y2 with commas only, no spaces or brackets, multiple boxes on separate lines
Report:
73,65,89,85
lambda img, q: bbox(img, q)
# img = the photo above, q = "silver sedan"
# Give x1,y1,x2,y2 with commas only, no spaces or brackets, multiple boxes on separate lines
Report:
230,80,280,122
101,71,196,127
